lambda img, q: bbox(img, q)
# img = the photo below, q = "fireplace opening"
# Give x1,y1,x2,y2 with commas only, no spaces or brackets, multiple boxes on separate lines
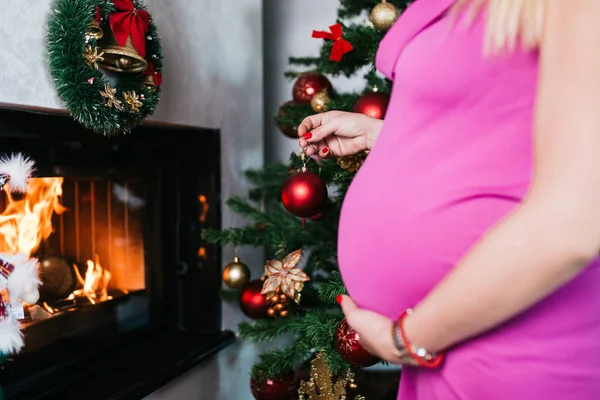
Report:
0,177,146,326
0,107,233,400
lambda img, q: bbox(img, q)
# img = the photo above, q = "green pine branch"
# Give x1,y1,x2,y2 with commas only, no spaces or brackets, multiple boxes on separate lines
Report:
247,308,350,380
239,315,306,341
317,271,347,304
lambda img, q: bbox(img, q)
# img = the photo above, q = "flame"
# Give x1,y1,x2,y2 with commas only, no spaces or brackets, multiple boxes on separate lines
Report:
0,178,66,257
0,178,113,307
69,255,112,304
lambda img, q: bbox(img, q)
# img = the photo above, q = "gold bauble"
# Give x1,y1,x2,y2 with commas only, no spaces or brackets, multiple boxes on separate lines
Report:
267,307,276,317
310,90,330,113
370,1,399,32
222,256,251,289
279,310,289,318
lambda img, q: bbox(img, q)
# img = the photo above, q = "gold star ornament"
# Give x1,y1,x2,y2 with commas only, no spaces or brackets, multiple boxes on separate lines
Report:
83,45,104,70
123,91,143,113
100,83,123,109
261,249,310,304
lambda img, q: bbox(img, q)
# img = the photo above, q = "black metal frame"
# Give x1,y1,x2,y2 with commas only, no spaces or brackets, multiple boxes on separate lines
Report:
0,107,234,399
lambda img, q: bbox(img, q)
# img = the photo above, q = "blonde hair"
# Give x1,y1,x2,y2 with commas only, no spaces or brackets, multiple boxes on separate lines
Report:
453,0,545,54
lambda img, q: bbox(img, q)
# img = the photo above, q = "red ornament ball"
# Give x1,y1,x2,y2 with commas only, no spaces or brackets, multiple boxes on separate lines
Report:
352,92,390,119
250,373,296,400
281,170,328,218
276,101,299,139
335,318,379,367
239,280,269,319
293,73,332,103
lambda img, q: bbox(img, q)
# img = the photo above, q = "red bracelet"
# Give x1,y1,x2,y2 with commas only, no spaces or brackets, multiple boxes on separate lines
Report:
398,309,445,369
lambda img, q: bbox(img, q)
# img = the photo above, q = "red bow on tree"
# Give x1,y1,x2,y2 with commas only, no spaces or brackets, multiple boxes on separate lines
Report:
143,63,162,86
94,6,102,22
109,0,150,58
312,23,353,62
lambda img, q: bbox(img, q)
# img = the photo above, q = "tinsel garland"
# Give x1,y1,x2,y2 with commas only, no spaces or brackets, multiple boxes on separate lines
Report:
47,0,164,136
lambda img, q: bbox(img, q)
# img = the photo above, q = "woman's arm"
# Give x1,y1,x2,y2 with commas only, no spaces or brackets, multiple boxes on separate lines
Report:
403,0,600,354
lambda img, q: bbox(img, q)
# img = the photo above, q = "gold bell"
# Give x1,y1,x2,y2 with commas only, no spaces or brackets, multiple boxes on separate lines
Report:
86,19,104,40
142,74,157,93
98,29,148,73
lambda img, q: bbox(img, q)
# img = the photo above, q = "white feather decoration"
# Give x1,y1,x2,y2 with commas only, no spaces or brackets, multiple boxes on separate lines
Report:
0,153,36,193
0,253,41,306
0,316,23,354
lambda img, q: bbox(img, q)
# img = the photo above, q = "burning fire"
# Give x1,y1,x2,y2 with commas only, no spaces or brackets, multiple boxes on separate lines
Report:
0,177,66,257
0,178,112,307
70,255,112,304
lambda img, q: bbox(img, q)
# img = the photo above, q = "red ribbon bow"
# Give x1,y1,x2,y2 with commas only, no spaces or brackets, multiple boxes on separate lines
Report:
94,6,102,22
311,23,353,62
109,0,150,58
143,63,162,86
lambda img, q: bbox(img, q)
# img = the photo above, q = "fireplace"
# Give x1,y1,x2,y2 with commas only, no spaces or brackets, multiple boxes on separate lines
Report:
0,107,234,399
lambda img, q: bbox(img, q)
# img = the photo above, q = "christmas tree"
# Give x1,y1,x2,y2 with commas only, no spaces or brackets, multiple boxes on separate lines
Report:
203,0,410,396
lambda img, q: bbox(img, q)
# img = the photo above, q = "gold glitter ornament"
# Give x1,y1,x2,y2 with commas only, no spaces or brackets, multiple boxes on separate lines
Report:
83,45,105,70
337,150,369,172
297,352,364,400
369,1,399,32
311,90,330,113
100,82,123,110
123,91,143,113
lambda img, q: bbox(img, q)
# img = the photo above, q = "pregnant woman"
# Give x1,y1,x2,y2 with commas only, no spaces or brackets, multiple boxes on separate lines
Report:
298,0,600,398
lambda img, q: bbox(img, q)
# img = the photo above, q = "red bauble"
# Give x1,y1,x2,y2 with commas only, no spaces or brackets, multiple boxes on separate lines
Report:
250,373,296,400
276,101,299,139
352,92,390,119
293,73,332,103
239,280,269,319
335,318,379,367
281,170,328,218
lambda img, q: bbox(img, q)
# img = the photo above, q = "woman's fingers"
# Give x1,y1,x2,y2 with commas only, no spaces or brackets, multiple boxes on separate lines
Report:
297,114,324,137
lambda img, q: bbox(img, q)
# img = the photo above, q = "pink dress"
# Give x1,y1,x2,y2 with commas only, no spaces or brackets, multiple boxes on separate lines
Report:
337,0,600,399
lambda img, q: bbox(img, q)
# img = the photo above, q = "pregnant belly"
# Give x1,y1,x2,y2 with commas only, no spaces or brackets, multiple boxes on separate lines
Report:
337,165,525,319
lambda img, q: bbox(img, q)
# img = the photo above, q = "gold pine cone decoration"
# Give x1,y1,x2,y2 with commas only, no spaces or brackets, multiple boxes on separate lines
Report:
337,150,369,172
311,90,330,113
370,1,399,32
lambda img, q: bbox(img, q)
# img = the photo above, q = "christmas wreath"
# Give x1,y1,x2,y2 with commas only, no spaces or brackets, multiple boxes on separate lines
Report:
47,0,163,136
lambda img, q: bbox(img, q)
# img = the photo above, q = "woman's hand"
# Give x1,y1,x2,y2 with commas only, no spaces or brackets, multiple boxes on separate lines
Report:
297,111,383,158
338,295,418,365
